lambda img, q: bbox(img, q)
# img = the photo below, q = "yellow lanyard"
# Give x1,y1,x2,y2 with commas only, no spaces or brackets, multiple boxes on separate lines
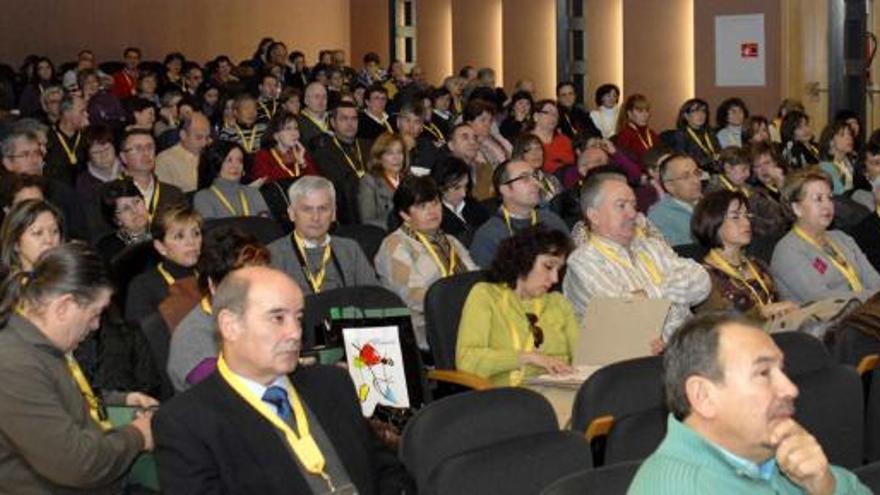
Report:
793,226,863,291
629,123,653,149
424,122,446,143
293,232,332,293
591,237,663,286
302,111,329,133
211,186,251,216
216,356,334,490
259,99,277,119
235,124,258,153
832,158,852,189
199,295,212,315
686,126,716,158
501,206,537,235
805,143,820,161
540,174,557,196
65,354,112,431
563,112,579,136
271,148,300,177
705,249,772,307
332,137,365,178
719,175,750,198
156,262,176,286
55,129,81,165
414,230,456,277
500,289,544,386
146,182,161,222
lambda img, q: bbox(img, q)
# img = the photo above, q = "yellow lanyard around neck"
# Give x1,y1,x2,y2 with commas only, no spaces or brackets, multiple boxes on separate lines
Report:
293,232,332,293
805,142,820,161
332,137,365,177
792,226,863,291
302,111,328,133
146,182,161,222
501,206,537,235
719,175,750,198
259,99,277,119
705,249,772,307
235,124,258,153
200,295,212,314
500,288,544,386
211,186,250,216
216,356,334,490
156,262,176,286
66,354,112,430
414,230,456,277
271,148,300,177
629,122,653,149
424,122,446,143
55,129,81,165
686,126,716,157
591,236,663,286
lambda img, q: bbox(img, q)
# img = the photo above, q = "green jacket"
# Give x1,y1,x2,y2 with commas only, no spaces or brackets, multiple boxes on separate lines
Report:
628,414,870,494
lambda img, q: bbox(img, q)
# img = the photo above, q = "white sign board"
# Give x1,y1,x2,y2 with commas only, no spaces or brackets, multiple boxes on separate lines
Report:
715,14,766,87
343,325,410,416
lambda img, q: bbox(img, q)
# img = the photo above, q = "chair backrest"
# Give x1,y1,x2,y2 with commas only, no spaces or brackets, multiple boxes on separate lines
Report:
865,367,880,462
332,223,387,263
671,242,707,262
202,216,285,246
791,363,864,468
771,331,833,376
428,431,593,495
540,461,642,495
854,461,880,491
109,240,160,302
301,285,407,349
400,387,559,489
259,177,298,234
423,270,488,369
137,311,175,400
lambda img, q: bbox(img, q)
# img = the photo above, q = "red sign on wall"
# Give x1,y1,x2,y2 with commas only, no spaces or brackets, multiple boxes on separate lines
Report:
741,42,759,58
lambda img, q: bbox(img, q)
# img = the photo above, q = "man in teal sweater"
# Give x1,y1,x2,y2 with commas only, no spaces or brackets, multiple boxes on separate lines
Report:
628,313,870,494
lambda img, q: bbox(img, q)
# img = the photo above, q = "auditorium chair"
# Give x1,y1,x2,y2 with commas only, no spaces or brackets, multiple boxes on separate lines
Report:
569,355,667,467
539,461,642,495
400,387,593,495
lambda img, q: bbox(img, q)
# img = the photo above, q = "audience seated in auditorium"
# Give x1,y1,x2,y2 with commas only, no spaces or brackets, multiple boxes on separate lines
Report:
358,84,393,142
817,120,857,195
255,72,280,124
95,178,152,263
193,140,269,219
499,90,533,142
457,225,577,386
673,98,720,172
589,83,620,139
375,175,476,349
155,112,211,193
628,312,870,494
715,97,749,149
217,93,267,157
556,82,600,141
359,132,405,229
531,98,574,175
396,98,444,173
297,81,331,150
747,142,791,243
44,93,88,185
0,199,61,276
469,159,569,268
125,204,201,324
771,168,880,303
268,175,377,295
781,110,821,169
0,244,156,494
851,139,880,211
250,110,317,182
512,133,563,207
614,93,659,165
705,146,753,198
167,227,270,392
430,155,490,247
691,190,798,322
462,98,511,177
112,47,141,98
563,173,710,351
118,129,186,223
154,266,413,494
648,153,703,246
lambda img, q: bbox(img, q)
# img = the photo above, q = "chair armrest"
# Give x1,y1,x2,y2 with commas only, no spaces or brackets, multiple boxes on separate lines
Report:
427,369,494,390
857,354,880,376
585,415,615,442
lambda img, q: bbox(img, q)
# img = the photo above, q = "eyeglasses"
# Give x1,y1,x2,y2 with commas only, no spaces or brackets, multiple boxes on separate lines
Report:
525,313,544,349
665,169,703,182
7,149,44,160
503,171,541,185
725,211,754,221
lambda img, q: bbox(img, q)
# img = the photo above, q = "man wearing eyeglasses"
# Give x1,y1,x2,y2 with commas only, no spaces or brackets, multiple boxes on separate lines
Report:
648,153,705,246
469,159,569,268
118,130,186,221
1,129,89,240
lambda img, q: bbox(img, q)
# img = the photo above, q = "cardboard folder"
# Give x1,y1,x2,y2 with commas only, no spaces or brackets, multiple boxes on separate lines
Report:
573,297,672,366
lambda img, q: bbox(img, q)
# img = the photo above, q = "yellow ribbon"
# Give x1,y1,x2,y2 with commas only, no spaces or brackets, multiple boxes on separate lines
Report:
55,129,81,165
719,175,750,198
146,182,161,223
66,354,111,431
792,226,863,292
301,111,329,133
413,230,456,277
628,122,653,149
235,124,258,153
216,355,334,491
332,137,365,178
705,249,772,307
293,232,332,293
501,206,537,235
211,186,250,216
259,99,277,120
271,148,301,177
686,126,716,159
156,262,176,286
590,236,663,286
424,122,446,144
500,288,544,386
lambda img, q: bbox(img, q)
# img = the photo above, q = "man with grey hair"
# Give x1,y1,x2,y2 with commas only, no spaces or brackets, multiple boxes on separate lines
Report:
562,172,709,351
648,153,704,246
44,93,88,185
37,85,64,126
154,265,413,493
267,175,377,295
629,312,870,494
155,112,211,192
297,82,330,151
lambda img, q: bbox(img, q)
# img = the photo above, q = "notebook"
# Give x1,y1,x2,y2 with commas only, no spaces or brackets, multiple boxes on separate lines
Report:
573,297,672,366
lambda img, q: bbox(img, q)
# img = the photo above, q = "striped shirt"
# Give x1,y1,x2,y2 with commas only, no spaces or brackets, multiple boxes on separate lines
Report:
563,234,711,340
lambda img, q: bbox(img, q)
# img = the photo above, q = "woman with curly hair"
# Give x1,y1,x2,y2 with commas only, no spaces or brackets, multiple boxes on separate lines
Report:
456,225,577,386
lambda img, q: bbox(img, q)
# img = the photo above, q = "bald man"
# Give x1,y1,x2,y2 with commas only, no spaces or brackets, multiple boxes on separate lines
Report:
155,112,211,193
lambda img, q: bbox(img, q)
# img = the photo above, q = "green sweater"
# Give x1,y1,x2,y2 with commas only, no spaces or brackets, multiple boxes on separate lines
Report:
456,282,579,386
628,415,870,494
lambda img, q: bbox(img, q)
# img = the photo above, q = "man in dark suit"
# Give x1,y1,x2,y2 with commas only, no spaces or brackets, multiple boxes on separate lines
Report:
154,266,411,494
312,102,370,225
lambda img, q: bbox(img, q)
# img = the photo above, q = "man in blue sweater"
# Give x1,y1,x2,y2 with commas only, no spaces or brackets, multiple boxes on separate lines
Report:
629,313,869,494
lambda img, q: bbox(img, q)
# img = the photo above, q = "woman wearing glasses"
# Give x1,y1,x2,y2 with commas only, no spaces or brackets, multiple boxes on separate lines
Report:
771,169,880,303
457,226,577,386
691,190,798,321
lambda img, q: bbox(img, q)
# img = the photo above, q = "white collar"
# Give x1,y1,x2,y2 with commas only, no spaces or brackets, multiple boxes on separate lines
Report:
297,233,331,248
444,200,466,218
365,110,389,125
233,368,291,408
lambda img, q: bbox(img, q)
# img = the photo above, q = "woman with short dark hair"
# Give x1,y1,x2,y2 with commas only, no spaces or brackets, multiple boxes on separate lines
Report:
715,97,749,148
193,141,269,219
96,178,151,263
692,190,797,321
780,110,820,169
457,225,577,386
374,175,477,349
673,98,720,171
0,199,62,273
430,156,490,246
